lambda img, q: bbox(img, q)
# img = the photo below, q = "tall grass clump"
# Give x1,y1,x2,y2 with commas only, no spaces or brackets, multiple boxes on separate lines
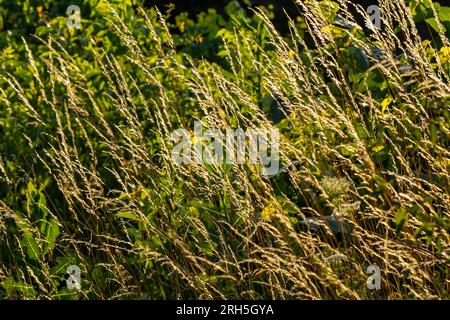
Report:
0,0,449,299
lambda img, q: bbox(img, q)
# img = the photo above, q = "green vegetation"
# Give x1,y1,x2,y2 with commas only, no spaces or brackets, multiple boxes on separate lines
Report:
0,0,449,299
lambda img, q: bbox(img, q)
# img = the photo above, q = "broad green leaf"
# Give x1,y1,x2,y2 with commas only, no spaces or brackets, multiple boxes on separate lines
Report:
116,211,142,222
395,208,408,225
339,145,356,157
27,180,36,196
22,233,40,261
438,6,450,21
395,208,409,236
381,95,393,112
43,219,60,254
372,145,385,153
425,17,440,33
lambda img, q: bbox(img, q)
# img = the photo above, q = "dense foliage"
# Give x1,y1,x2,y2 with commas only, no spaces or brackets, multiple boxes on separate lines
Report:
0,0,449,299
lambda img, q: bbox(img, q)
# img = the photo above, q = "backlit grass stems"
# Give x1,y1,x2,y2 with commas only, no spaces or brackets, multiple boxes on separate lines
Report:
0,0,449,299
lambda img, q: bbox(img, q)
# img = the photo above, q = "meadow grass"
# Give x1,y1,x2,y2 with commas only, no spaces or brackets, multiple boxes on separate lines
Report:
0,0,449,299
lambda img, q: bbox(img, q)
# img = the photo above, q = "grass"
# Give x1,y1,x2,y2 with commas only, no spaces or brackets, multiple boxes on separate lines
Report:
0,0,449,299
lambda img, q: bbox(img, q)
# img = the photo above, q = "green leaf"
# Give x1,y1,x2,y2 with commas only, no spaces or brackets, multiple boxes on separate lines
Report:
425,17,440,33
27,180,36,196
395,208,409,236
13,212,30,232
381,95,393,112
372,145,385,153
42,219,60,254
1,278,36,298
438,6,450,22
116,211,142,222
319,0,340,22
22,233,40,261
395,208,408,225
347,44,370,71
339,145,356,157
